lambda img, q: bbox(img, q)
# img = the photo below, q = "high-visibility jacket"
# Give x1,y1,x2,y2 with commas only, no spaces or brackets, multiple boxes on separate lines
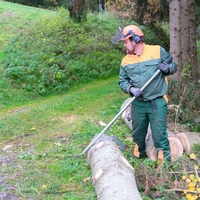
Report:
119,44,177,101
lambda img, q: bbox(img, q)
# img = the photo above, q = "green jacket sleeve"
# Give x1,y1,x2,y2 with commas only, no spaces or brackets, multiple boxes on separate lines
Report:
119,65,132,95
160,47,177,75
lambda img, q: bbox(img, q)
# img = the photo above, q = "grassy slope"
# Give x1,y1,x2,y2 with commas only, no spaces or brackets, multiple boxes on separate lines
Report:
0,76,130,200
1,2,200,200
0,2,131,199
0,1,52,51
0,1,54,109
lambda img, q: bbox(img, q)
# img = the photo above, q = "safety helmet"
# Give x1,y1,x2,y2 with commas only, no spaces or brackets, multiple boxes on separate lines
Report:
111,25,144,44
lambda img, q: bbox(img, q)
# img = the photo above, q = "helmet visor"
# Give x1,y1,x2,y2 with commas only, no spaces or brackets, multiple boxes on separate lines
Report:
111,27,132,44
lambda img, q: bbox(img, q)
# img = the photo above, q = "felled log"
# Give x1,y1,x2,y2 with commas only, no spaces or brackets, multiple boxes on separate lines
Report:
120,98,192,161
121,98,133,130
178,132,200,147
87,134,142,200
146,126,184,162
167,130,191,155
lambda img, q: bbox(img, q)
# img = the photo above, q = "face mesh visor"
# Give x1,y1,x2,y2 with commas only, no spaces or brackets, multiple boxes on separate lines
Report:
111,27,133,44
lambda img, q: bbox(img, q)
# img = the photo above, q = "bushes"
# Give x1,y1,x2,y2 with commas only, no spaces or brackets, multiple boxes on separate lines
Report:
168,77,200,132
3,9,122,95
3,8,172,95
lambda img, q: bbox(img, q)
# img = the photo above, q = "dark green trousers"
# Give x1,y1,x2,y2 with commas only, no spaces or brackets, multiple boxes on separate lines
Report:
131,97,170,161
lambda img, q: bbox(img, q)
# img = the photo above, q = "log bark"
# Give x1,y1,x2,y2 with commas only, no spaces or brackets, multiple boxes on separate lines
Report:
87,137,142,200
178,132,200,148
121,98,133,130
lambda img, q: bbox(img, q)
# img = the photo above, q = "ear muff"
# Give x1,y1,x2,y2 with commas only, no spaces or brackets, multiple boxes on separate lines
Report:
133,33,141,43
128,30,141,43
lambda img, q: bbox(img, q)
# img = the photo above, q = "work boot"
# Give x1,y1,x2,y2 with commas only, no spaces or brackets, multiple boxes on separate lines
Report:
131,154,147,159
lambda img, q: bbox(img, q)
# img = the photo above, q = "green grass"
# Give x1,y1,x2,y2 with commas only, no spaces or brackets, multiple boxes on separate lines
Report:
0,0,53,51
0,1,200,200
0,2,129,199
197,40,200,63
0,0,54,109
0,3,123,96
0,75,130,200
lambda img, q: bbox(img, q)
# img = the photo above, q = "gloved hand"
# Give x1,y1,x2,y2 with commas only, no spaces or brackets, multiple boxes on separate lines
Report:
159,62,169,74
130,87,143,98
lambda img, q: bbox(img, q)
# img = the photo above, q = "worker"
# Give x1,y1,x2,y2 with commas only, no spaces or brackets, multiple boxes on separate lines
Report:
111,25,177,161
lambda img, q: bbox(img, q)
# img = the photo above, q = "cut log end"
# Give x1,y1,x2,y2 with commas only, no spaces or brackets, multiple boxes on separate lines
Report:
146,137,183,162
168,136,184,162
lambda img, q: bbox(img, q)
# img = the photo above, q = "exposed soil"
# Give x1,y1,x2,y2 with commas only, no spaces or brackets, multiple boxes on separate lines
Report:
0,154,18,200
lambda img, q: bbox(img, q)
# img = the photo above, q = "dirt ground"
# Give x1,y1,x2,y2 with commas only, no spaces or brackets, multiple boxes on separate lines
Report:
0,154,18,200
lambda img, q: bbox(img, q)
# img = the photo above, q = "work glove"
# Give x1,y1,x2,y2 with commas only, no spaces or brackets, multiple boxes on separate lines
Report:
130,87,143,98
159,62,169,74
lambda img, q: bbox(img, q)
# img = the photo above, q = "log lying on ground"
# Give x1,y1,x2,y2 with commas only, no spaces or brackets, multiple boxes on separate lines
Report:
167,130,191,155
178,132,200,147
145,126,184,162
87,135,142,200
120,98,200,161
121,98,132,130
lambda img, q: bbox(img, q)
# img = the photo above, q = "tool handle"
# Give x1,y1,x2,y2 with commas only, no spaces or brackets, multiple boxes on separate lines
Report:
82,56,173,154
164,55,173,64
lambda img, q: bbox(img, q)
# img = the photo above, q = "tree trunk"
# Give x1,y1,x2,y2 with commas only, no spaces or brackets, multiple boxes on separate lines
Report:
87,138,142,200
170,0,198,80
68,0,86,22
189,0,198,78
98,0,105,11
170,0,182,80
180,0,190,65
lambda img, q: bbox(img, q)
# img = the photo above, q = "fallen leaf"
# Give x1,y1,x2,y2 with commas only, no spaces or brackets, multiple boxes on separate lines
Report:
55,142,62,147
83,176,91,183
97,120,107,127
190,153,196,160
2,145,13,151
41,184,47,190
